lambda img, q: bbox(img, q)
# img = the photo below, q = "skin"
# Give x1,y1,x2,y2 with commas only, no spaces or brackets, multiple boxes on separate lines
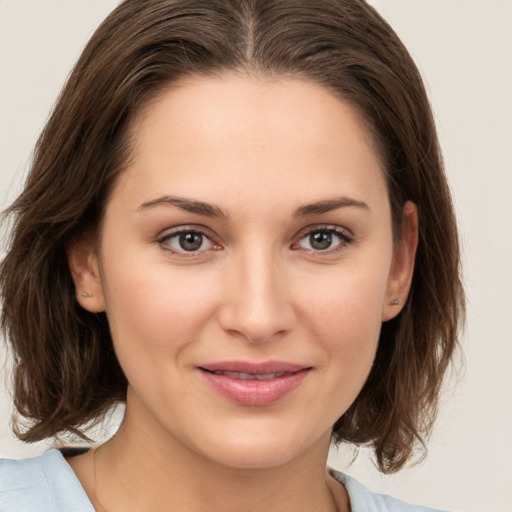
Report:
67,73,418,512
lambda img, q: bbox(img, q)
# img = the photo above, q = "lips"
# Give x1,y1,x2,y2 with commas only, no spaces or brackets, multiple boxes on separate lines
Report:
198,361,311,406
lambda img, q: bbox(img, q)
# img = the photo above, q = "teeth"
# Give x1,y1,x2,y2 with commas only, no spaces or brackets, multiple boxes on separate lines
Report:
211,371,286,380
238,372,255,380
255,372,286,380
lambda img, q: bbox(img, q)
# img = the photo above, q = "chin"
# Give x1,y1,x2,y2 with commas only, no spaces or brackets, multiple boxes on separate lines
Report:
208,445,301,470
193,425,329,471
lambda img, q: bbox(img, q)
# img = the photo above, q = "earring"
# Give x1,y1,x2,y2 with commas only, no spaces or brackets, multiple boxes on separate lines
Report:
80,291,93,298
390,298,400,305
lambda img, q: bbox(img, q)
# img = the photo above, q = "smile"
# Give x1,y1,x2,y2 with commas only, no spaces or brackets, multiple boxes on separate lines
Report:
198,361,311,406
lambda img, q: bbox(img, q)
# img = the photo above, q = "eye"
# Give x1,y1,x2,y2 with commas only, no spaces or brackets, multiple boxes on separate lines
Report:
159,228,217,254
294,226,352,252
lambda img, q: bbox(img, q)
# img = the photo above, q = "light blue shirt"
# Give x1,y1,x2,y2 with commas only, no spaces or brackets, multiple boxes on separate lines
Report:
0,449,452,511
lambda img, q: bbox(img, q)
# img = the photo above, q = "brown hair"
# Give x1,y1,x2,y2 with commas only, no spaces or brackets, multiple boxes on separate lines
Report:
0,0,464,473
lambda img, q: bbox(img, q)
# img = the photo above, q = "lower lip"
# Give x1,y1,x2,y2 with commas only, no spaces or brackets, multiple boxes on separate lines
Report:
199,369,310,406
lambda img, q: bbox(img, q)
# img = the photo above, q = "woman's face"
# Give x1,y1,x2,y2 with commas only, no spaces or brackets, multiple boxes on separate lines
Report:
73,74,416,469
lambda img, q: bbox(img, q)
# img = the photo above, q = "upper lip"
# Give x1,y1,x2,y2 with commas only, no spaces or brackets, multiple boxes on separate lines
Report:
199,361,310,374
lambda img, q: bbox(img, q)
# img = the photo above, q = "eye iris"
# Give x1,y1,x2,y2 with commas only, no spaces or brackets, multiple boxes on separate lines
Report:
310,231,332,250
179,232,203,251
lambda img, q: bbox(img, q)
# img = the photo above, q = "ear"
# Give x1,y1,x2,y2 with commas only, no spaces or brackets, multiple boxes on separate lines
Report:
382,201,418,321
67,236,106,313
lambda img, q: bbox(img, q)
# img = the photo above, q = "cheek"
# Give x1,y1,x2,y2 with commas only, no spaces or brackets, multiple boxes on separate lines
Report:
100,245,218,362
321,277,383,361
302,258,390,338
299,261,390,407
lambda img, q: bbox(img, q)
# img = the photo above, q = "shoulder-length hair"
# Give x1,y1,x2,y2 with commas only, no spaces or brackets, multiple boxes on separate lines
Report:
1,0,464,473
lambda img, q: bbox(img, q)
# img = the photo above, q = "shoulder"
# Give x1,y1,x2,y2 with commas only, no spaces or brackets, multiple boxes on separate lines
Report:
330,470,455,512
0,449,93,512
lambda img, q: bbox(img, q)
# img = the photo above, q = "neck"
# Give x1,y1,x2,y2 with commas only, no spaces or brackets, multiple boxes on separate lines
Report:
83,405,348,512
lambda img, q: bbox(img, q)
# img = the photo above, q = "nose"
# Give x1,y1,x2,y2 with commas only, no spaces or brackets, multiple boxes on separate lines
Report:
217,248,296,344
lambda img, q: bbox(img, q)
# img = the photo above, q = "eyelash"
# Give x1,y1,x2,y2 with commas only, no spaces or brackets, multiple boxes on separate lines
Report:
157,225,353,257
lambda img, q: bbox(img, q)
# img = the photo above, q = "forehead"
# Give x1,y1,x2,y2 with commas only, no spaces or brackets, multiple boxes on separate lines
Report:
113,73,388,216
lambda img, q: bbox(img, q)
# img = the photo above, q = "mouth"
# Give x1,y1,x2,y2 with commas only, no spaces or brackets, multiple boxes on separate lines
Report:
205,370,290,381
198,361,312,406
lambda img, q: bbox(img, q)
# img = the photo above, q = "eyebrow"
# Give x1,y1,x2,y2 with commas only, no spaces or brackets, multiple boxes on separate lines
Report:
293,196,369,218
138,194,368,220
138,196,229,220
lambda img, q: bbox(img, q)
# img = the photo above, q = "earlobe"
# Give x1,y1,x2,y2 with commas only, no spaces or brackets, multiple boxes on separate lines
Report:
382,201,418,321
67,237,106,313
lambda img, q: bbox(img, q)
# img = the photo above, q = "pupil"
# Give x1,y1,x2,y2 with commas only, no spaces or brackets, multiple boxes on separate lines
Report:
179,232,203,251
310,231,332,250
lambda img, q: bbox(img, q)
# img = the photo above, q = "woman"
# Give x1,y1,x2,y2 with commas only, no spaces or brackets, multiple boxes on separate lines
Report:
0,0,464,511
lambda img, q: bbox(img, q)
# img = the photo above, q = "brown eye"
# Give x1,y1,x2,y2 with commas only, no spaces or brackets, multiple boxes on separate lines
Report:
161,229,215,254
295,227,352,253
179,232,204,251
309,232,332,250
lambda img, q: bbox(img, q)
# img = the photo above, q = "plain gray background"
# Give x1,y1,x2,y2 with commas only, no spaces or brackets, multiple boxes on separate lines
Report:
1,2,511,511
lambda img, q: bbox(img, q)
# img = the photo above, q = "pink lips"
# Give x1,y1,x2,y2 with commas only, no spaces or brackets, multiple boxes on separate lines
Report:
198,361,311,406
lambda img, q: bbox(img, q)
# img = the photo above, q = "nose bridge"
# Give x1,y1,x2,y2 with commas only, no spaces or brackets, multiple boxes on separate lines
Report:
218,242,294,343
